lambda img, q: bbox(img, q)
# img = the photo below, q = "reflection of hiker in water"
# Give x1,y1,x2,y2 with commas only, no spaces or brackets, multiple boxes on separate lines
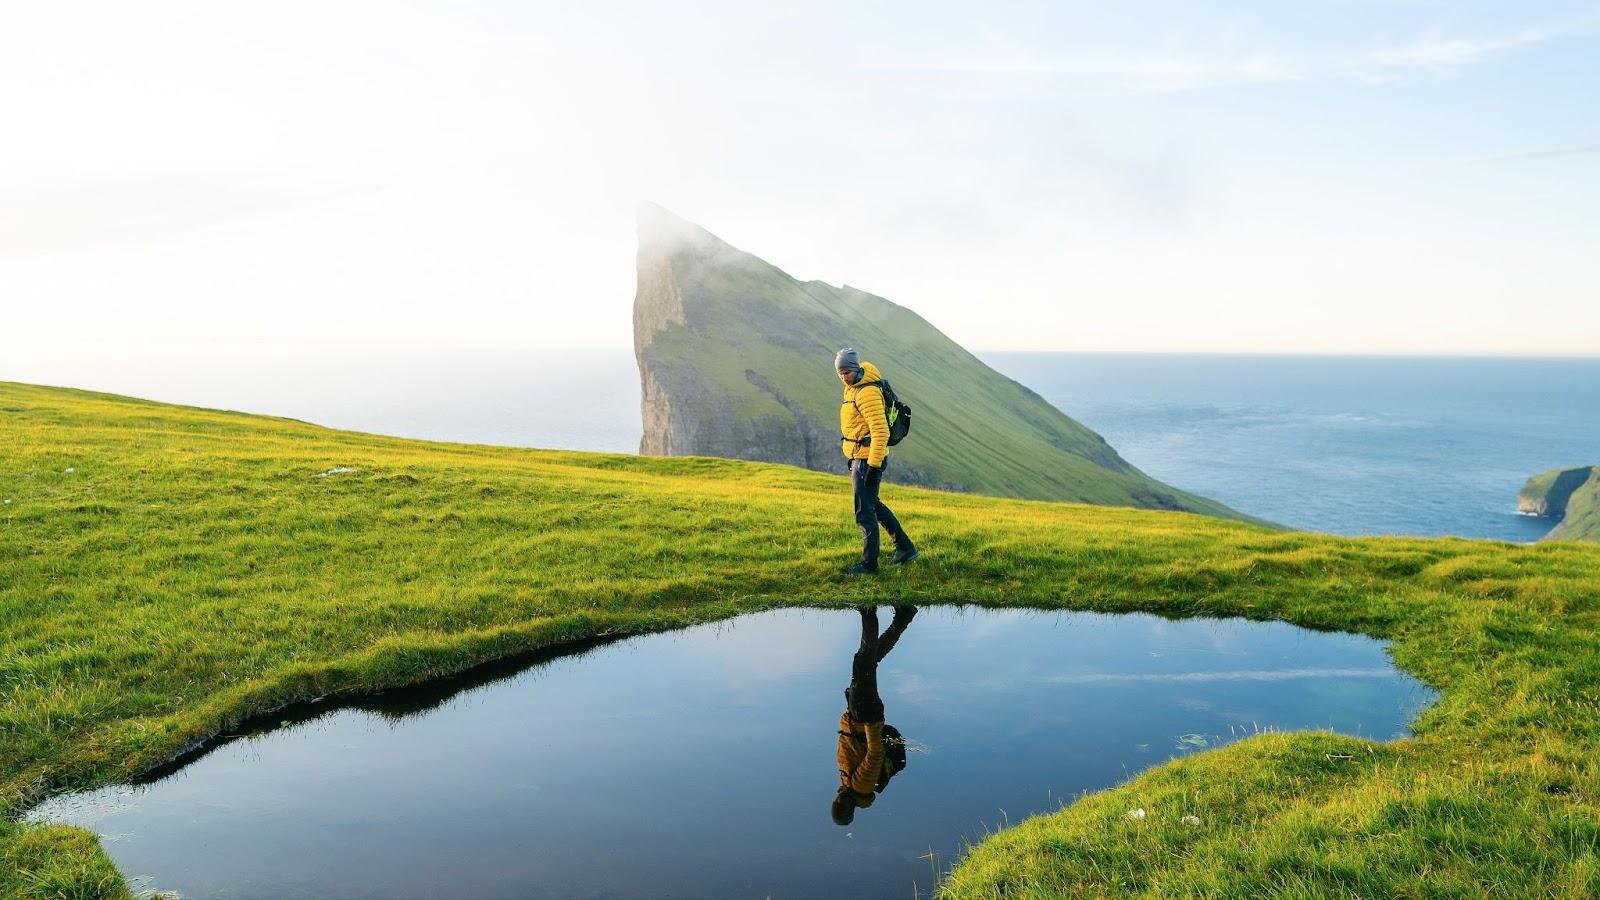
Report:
832,605,917,826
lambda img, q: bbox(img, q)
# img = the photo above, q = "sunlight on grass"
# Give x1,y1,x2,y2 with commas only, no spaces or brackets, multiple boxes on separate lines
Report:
3,380,1600,897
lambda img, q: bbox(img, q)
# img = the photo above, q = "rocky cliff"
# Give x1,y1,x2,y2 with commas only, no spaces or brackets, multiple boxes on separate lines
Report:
1519,466,1600,541
631,203,1258,522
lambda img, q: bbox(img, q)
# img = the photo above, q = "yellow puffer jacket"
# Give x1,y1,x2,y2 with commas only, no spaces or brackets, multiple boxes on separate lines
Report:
839,360,890,469
836,712,886,800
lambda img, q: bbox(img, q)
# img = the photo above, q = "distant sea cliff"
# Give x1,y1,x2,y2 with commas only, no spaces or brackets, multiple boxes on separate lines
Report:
1519,466,1600,541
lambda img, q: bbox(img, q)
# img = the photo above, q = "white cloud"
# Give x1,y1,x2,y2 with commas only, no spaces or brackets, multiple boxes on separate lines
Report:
858,14,1600,93
1372,17,1600,71
1479,144,1600,163
2,3,1596,358
858,52,1300,92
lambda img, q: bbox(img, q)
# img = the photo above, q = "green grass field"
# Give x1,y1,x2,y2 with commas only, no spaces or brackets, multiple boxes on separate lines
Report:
5,380,1600,898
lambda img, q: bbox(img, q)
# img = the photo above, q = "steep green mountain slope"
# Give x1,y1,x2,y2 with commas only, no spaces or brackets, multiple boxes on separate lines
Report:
6,381,1600,897
633,203,1256,522
1557,473,1600,541
1518,465,1600,541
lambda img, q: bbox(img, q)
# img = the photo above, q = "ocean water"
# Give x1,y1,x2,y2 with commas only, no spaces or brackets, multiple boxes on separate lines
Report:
4,346,644,454
8,348,1596,540
983,353,1600,541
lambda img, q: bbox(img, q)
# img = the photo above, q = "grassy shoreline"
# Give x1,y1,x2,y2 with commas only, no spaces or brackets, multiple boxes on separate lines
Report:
5,380,1600,897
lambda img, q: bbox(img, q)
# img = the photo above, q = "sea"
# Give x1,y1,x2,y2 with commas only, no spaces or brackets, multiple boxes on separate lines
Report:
9,348,1597,541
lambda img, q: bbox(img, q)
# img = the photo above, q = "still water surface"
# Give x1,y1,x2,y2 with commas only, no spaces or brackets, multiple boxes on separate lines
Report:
30,607,1436,899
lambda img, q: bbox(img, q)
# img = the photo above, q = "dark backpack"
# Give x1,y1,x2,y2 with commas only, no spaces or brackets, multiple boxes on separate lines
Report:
854,379,912,447
877,723,908,791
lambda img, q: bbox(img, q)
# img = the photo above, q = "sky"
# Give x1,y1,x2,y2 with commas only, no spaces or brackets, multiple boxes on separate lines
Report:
3,0,1598,361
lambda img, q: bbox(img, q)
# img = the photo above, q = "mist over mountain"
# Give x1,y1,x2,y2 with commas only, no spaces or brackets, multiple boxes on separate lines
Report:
631,203,1255,522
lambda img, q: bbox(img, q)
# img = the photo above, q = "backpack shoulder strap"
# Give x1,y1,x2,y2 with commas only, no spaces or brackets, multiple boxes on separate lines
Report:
848,380,883,410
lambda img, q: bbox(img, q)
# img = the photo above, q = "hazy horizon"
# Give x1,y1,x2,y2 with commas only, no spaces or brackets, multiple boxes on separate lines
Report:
7,341,1600,376
7,349,1595,543
4,2,1598,358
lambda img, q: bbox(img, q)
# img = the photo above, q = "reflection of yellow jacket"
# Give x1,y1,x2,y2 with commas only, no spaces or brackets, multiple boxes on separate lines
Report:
840,361,890,469
837,712,886,801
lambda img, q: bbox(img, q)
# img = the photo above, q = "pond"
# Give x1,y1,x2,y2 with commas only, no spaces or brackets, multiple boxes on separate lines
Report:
28,607,1438,899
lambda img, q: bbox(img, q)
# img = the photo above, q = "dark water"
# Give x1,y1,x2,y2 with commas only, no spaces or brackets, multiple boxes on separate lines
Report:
10,349,1594,540
29,607,1436,900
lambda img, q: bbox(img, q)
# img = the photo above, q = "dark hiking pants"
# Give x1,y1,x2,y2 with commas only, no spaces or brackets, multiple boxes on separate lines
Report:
846,606,917,723
851,458,908,568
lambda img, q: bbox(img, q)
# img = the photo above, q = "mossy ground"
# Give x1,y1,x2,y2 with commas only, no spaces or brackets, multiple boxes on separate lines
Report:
4,380,1600,898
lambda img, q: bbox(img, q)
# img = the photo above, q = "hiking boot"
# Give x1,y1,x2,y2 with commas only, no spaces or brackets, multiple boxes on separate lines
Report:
842,562,879,576
889,545,921,565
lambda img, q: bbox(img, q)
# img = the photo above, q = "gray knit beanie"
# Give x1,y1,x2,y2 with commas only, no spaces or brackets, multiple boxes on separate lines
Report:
834,347,861,372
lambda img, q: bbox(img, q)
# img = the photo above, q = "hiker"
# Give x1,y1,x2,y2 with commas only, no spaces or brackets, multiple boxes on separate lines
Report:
832,605,918,826
836,347,918,575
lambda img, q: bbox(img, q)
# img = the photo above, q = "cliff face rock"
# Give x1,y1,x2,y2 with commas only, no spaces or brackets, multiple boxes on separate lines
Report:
1517,466,1592,517
631,202,1258,521
1520,466,1600,541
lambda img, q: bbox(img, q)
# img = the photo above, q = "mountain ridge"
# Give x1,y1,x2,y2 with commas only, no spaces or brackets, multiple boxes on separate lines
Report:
631,203,1260,522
